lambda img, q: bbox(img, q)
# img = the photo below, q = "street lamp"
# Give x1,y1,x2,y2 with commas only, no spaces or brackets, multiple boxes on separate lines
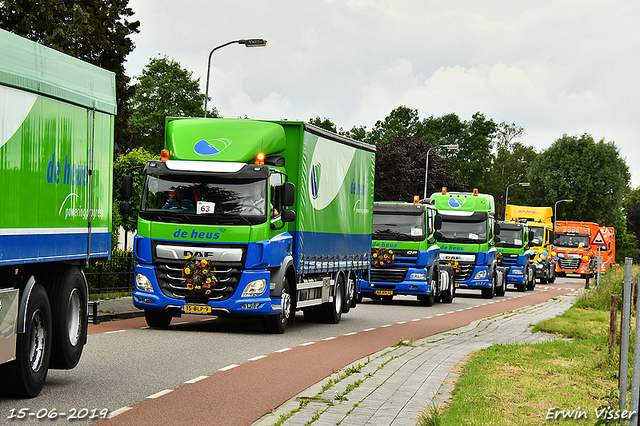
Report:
203,38,267,118
554,199,573,228
423,144,458,200
504,182,530,219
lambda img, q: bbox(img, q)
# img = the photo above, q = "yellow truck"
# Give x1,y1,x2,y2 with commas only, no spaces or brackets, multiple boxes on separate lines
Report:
505,205,556,284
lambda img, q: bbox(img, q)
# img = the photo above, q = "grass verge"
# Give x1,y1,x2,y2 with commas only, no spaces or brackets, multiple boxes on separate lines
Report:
418,264,639,425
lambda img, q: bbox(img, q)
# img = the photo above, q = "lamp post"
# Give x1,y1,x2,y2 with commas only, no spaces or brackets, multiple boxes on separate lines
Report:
423,144,458,200
504,182,530,219
203,38,267,118
554,199,573,228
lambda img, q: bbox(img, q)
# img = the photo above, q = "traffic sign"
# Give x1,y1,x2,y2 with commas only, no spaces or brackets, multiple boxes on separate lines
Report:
592,229,607,246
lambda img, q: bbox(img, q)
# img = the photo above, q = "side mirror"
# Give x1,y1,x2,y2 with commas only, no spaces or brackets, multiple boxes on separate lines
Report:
281,181,295,207
281,209,295,223
122,175,133,200
494,222,501,235
434,215,442,230
119,201,131,216
549,232,555,244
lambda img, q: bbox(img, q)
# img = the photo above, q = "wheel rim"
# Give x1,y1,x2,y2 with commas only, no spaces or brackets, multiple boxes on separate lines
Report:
280,289,291,323
345,276,355,304
334,280,343,315
66,288,82,347
29,309,46,373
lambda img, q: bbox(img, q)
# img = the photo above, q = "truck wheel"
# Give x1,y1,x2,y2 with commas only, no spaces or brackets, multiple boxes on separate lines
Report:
145,310,173,328
264,277,291,333
0,284,52,398
342,272,355,313
321,274,344,324
441,277,454,304
48,266,87,370
495,272,505,297
526,267,535,291
482,276,495,299
516,284,526,292
419,284,435,307
547,266,556,283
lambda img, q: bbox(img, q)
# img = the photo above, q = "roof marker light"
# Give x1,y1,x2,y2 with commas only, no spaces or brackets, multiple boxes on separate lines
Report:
255,152,265,165
473,188,478,196
413,195,420,204
441,187,447,194
161,149,169,161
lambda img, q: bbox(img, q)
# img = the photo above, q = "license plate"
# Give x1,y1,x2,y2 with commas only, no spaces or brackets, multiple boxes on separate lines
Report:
455,283,460,287
375,290,393,296
183,304,212,314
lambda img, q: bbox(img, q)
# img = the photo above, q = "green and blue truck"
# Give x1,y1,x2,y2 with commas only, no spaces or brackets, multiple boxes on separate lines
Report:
120,118,375,333
0,29,116,397
495,220,535,292
431,188,504,298
359,199,454,306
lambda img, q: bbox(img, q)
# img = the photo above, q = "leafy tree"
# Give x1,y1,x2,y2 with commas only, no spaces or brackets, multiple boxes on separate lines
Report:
309,117,337,133
624,187,640,242
374,137,463,201
525,134,630,243
130,56,211,154
370,106,424,144
112,148,157,247
0,0,140,154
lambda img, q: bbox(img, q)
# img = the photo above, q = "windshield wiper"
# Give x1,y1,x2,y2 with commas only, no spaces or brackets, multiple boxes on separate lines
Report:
373,230,412,241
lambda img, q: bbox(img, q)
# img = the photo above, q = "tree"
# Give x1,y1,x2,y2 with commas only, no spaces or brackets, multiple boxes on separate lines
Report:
370,106,424,144
526,134,630,239
112,148,158,247
374,137,463,202
130,56,211,154
309,117,337,133
0,0,140,154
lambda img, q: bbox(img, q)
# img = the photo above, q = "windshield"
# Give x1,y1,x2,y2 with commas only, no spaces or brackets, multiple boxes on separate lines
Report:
529,227,544,246
436,218,488,244
372,212,426,241
554,234,590,248
140,175,268,225
496,228,524,248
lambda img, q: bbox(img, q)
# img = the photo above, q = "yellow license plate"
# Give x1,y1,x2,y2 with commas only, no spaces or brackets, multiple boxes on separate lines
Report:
183,304,212,314
375,290,393,296
455,283,460,287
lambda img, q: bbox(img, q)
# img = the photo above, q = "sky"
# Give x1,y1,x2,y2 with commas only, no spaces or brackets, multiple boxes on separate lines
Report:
124,0,640,188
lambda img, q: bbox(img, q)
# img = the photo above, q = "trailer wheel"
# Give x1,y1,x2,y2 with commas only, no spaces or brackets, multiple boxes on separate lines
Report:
321,274,343,324
145,310,173,328
264,277,291,333
48,266,87,370
342,272,355,313
0,284,52,398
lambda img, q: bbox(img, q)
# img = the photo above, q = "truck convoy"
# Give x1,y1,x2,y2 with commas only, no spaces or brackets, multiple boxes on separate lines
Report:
553,220,598,278
0,29,116,397
495,221,534,292
359,199,455,306
120,118,375,333
431,189,504,299
505,205,556,284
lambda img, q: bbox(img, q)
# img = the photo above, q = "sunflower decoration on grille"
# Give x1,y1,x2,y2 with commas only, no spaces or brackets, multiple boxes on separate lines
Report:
372,246,395,268
182,254,219,294
497,252,503,264
446,258,461,274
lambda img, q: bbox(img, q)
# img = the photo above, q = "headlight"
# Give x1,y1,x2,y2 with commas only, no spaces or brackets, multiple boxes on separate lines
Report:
135,273,154,292
410,273,427,280
242,279,267,297
474,270,487,280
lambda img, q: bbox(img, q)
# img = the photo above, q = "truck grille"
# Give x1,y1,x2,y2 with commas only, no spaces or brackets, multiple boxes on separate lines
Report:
370,267,408,283
558,256,582,271
155,260,241,301
454,262,475,282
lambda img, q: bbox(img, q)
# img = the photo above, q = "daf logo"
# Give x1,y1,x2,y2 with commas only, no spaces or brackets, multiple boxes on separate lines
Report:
407,250,418,255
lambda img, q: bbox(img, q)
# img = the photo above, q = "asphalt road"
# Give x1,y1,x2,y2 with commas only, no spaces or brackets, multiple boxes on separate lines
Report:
0,277,584,425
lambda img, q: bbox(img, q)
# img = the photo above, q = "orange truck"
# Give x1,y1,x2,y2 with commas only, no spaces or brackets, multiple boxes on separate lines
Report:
505,205,556,284
553,220,598,278
591,226,615,272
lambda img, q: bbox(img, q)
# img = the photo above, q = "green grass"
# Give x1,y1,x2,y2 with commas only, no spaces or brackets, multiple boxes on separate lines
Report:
417,264,639,425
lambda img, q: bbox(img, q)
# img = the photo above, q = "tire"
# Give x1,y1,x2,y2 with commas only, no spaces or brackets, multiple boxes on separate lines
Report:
0,284,52,398
48,266,87,370
547,263,556,283
145,310,173,328
320,274,344,324
481,276,495,299
495,271,505,297
264,277,292,333
441,272,454,304
526,266,535,291
419,282,435,306
342,272,355,313
516,284,526,292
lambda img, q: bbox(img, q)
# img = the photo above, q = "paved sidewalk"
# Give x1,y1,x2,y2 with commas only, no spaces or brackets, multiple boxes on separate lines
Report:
91,296,144,322
251,290,578,426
